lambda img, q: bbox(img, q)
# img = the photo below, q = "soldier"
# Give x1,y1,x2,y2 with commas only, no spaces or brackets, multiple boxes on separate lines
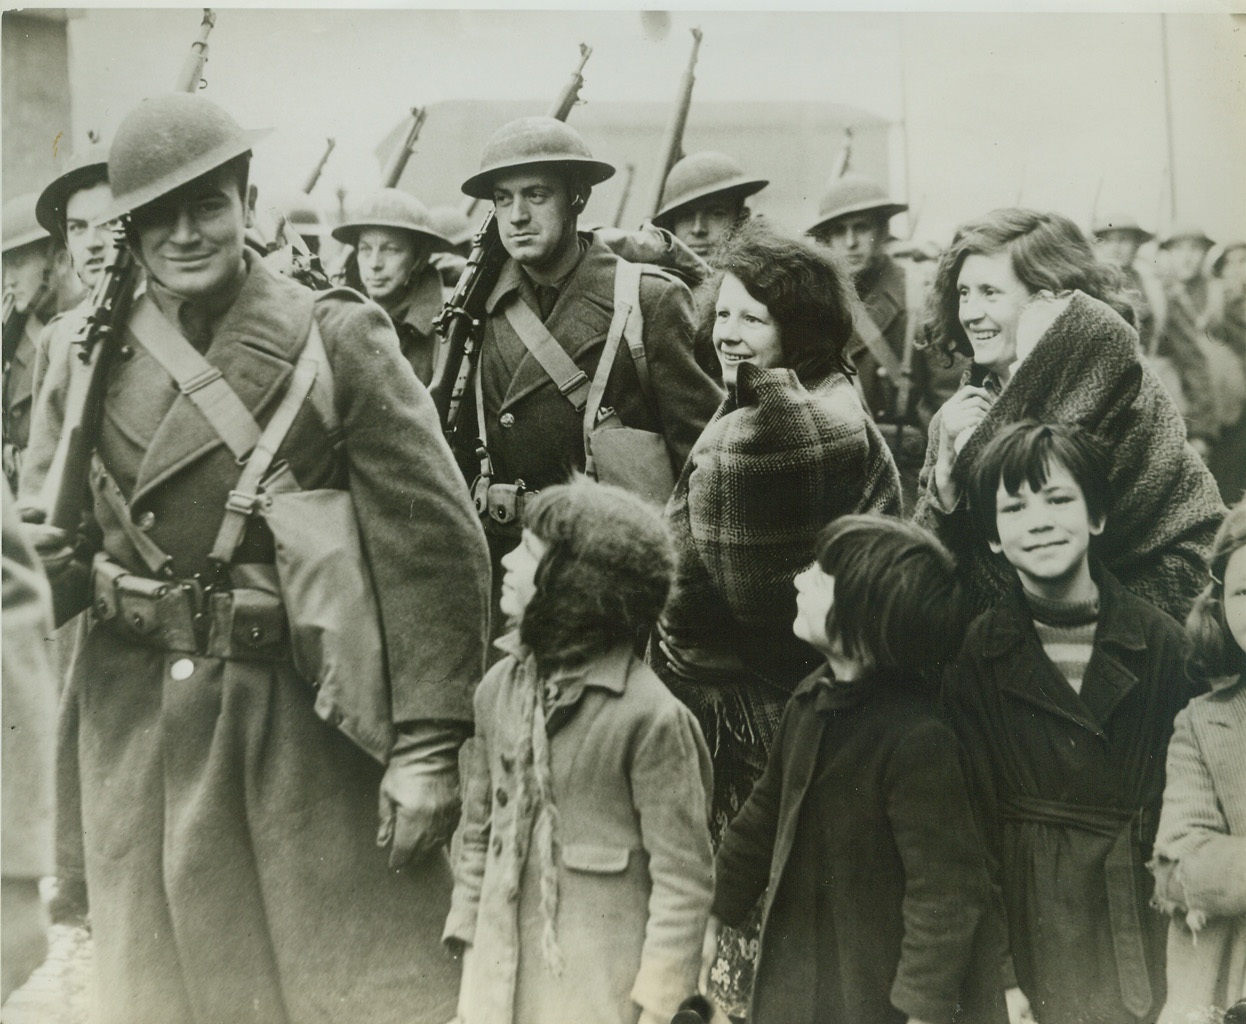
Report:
24,93,490,1024
1092,212,1164,353
1157,224,1219,459
3,194,56,494
651,150,768,260
453,115,721,646
331,189,451,386
807,174,942,509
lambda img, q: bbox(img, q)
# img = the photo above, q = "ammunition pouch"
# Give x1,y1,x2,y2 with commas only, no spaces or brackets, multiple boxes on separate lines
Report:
472,478,537,529
90,553,287,662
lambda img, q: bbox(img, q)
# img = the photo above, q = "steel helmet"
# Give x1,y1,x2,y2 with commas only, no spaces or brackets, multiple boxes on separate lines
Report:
461,117,615,200
427,205,475,248
653,151,768,227
35,141,110,238
1090,212,1154,243
2,193,50,254
806,173,907,236
1206,239,1246,279
330,189,451,249
98,93,272,224
1158,223,1214,251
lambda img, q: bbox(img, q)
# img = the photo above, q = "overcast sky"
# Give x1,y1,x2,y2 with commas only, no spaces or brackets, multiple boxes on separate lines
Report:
27,6,1246,245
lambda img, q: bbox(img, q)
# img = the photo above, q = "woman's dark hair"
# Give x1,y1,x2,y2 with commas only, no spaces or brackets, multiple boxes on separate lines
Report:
814,514,966,674
921,208,1133,365
518,478,674,674
967,420,1111,545
699,218,857,383
1186,500,1246,679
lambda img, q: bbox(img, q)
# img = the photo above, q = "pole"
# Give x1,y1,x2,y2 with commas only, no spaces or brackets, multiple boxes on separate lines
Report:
1158,13,1178,224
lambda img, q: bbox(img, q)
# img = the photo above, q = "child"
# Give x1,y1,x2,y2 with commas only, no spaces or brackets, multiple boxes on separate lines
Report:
709,514,1008,1024
946,420,1204,1024
443,479,714,1024
1151,500,1246,1024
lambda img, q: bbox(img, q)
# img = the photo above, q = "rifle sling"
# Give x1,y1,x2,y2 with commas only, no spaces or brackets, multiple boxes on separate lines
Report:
503,298,592,412
126,296,262,460
853,305,903,383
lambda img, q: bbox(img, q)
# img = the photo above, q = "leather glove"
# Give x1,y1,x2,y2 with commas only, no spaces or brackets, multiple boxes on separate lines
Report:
377,721,466,868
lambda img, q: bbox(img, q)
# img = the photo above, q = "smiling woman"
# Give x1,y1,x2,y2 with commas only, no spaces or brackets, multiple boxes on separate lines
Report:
913,207,1225,622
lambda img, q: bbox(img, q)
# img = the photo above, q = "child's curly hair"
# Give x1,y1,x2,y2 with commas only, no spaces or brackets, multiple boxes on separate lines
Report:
1186,500,1246,679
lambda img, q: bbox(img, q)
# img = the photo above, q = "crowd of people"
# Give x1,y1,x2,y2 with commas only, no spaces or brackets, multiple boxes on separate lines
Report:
2,78,1245,1024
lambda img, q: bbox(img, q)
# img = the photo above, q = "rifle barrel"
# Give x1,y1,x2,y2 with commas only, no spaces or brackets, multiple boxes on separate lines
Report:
381,107,426,188
175,9,216,93
302,138,336,195
645,27,702,219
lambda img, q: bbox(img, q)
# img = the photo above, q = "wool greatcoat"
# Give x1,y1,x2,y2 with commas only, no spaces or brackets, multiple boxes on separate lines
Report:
914,290,1225,624
944,569,1202,1024
444,636,715,1024
450,232,722,644
32,251,491,1024
387,261,446,387
712,667,1008,1024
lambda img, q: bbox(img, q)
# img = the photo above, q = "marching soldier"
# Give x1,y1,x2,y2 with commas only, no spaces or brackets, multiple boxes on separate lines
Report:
25,93,489,1024
3,194,56,494
452,115,721,645
331,188,451,386
651,150,768,260
807,173,942,509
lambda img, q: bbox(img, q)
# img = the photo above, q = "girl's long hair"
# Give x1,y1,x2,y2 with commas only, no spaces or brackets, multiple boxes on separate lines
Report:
1186,500,1246,679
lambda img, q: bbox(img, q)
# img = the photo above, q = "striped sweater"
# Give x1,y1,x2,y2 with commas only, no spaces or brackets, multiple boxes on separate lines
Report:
1024,588,1100,694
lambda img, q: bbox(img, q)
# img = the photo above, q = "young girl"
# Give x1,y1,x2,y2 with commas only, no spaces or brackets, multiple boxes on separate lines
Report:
1152,500,1246,1024
444,479,714,1024
708,515,1007,1024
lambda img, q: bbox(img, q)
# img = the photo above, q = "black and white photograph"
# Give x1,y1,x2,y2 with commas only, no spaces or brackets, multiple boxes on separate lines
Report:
2,5,1244,1024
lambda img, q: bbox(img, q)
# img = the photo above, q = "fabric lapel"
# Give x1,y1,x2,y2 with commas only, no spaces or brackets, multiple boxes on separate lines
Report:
129,254,313,506
769,692,826,887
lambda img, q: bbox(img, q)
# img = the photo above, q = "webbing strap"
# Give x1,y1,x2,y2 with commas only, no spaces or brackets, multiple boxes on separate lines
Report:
853,305,903,382
126,296,261,459
583,260,643,468
503,298,592,412
208,320,326,565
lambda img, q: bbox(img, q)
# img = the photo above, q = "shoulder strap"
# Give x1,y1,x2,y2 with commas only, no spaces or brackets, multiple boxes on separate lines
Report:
503,297,591,412
126,295,262,459
581,261,642,469
208,318,328,566
853,305,903,382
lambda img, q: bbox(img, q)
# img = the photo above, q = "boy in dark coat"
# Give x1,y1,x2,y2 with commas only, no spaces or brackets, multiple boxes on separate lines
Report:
945,421,1204,1024
710,515,1008,1024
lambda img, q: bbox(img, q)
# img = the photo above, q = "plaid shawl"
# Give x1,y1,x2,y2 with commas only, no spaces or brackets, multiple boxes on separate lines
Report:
663,364,902,688
914,290,1225,622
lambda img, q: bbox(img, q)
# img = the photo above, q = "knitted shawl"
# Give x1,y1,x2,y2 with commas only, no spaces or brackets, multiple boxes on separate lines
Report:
663,363,902,688
914,290,1225,622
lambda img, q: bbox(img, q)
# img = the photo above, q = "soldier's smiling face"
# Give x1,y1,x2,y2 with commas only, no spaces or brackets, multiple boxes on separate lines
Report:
130,162,247,302
491,168,579,273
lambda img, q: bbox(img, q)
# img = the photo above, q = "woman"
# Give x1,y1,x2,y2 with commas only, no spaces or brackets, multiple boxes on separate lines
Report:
330,188,451,386
651,220,901,1017
914,208,1223,622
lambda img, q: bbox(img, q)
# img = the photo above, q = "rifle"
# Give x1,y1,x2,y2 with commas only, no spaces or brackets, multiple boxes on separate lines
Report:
644,28,702,219
380,107,426,189
612,162,636,228
833,126,854,179
429,43,593,433
303,137,336,195
43,230,137,531
175,9,216,93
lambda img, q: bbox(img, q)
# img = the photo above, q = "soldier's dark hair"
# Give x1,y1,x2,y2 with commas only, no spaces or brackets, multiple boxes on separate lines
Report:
920,208,1133,366
56,165,109,241
1185,500,1246,679
966,420,1111,545
703,218,857,384
814,514,966,674
518,477,674,674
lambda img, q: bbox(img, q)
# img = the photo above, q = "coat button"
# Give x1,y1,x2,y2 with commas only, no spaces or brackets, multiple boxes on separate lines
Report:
492,836,503,856
248,626,264,645
499,412,515,429
500,754,514,773
495,787,509,807
135,510,156,531
170,658,195,681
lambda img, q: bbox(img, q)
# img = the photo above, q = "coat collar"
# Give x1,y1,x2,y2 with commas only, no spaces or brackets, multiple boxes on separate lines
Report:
129,250,315,507
981,567,1146,735
391,263,443,340
493,630,633,697
484,234,616,413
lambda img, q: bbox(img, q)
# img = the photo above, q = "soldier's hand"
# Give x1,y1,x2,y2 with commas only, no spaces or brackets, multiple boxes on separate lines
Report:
377,748,461,868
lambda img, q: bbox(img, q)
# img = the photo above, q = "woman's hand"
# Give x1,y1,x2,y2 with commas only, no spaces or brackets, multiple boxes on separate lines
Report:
1005,986,1036,1024
933,385,993,508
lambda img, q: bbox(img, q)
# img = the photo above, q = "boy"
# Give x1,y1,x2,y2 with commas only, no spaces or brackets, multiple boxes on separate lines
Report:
946,420,1203,1024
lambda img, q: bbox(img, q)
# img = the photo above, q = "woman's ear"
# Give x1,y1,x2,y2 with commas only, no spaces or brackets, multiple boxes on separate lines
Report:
1090,513,1106,537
